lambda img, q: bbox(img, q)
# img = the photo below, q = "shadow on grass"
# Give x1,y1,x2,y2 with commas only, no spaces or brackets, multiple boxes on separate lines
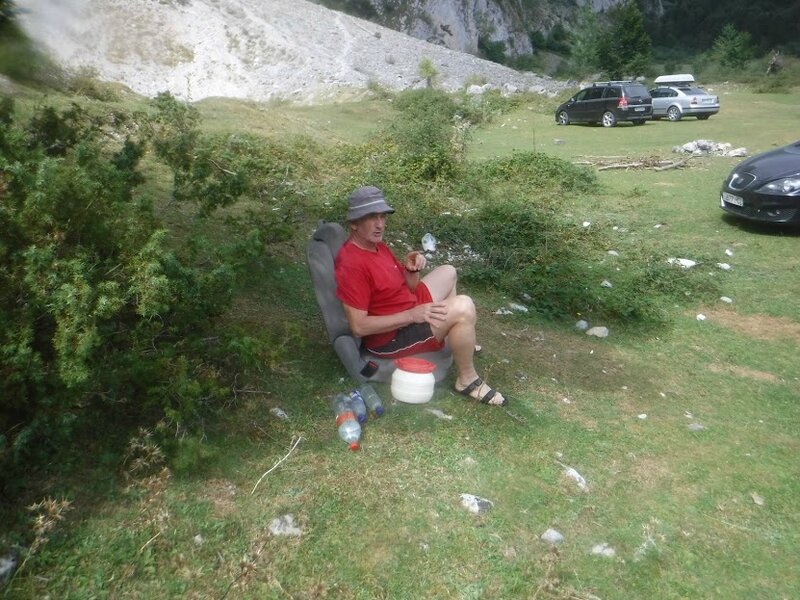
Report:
720,214,800,237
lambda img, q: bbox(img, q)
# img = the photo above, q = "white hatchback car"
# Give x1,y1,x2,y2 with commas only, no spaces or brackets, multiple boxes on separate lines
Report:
649,74,720,121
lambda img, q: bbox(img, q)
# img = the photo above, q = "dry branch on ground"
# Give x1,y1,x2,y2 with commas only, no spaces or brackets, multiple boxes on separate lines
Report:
574,155,697,171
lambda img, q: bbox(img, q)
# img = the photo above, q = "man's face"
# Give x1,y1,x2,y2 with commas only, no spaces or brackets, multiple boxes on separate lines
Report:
351,212,388,248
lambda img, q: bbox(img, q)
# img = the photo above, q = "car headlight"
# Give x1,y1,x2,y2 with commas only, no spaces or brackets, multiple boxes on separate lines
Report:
757,176,800,195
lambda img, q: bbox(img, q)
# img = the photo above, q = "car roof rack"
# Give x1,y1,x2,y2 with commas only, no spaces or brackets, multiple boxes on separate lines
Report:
592,80,635,86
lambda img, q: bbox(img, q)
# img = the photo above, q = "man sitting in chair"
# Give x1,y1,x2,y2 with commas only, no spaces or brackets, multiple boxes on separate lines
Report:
334,185,507,407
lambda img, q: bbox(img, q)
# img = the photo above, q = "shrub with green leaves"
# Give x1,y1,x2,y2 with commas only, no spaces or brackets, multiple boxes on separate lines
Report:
349,88,530,188
1,102,219,465
385,88,464,181
0,93,309,477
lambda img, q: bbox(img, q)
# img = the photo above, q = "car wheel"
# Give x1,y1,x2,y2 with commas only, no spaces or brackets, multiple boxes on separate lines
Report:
667,106,682,121
557,110,570,126
697,115,710,120
602,111,617,127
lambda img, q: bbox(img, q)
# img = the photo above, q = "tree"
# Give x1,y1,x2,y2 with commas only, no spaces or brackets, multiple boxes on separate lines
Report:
712,24,754,69
568,8,602,76
596,0,651,80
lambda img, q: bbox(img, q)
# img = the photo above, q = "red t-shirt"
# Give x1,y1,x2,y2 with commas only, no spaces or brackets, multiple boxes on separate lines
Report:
335,240,417,348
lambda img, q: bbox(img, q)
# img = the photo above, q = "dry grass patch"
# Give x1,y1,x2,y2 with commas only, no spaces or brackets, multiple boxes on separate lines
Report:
202,479,240,518
703,308,800,342
626,455,674,490
707,362,781,382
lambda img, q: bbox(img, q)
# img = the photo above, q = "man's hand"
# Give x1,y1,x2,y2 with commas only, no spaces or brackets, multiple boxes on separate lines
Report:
409,301,448,326
404,251,426,273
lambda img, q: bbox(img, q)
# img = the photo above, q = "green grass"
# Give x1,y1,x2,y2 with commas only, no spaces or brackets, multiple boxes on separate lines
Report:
196,96,396,143
4,81,800,599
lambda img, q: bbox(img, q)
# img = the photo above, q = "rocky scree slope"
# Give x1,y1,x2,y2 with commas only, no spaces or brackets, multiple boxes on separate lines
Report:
19,0,569,104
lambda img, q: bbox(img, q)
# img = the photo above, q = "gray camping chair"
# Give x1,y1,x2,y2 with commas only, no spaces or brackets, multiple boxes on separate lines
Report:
306,220,453,383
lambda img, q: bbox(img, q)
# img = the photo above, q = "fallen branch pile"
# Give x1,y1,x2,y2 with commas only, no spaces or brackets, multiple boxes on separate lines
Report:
574,155,697,171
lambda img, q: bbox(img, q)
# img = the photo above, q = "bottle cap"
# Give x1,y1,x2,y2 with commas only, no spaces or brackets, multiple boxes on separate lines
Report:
349,442,360,451
375,406,385,417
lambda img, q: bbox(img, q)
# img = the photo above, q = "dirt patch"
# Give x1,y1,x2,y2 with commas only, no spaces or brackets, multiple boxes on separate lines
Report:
202,479,239,517
707,363,780,382
703,308,800,343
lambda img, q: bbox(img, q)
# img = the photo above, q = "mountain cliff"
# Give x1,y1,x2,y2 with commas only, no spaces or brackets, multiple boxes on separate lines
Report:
314,0,665,58
330,0,795,57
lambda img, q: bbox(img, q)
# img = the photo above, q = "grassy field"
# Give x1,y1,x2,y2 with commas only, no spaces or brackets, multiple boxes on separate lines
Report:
5,84,800,599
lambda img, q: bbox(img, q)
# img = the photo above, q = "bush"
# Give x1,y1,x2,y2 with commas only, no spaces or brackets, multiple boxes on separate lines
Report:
379,89,465,182
475,151,596,194
0,93,305,480
357,89,534,186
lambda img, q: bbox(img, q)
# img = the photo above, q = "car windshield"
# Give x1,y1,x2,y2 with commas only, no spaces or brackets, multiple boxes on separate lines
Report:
678,86,710,95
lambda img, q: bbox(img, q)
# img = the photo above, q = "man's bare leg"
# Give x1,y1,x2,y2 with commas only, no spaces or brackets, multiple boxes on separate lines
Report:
421,265,457,301
431,294,505,406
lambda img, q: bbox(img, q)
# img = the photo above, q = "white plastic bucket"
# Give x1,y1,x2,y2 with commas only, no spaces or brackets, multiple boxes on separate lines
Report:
391,357,436,404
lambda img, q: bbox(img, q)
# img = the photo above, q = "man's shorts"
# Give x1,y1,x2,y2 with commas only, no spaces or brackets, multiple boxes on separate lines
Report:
365,283,446,358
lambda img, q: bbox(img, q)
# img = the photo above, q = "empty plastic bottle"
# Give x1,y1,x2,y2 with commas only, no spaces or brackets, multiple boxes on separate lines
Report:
359,383,385,417
332,392,351,415
349,390,368,424
332,392,361,451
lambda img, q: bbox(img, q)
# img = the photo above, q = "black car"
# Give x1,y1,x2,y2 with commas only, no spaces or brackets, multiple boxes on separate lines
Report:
720,140,800,224
555,81,652,127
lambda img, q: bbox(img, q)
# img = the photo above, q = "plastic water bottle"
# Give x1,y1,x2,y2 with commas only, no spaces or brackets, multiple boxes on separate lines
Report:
332,392,361,451
349,390,368,424
359,383,385,417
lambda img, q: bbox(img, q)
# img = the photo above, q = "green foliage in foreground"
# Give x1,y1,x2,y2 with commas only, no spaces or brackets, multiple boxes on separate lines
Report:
0,93,314,483
0,100,216,467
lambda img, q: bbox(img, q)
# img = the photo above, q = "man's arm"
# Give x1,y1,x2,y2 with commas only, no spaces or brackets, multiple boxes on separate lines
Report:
341,304,415,338
342,302,447,338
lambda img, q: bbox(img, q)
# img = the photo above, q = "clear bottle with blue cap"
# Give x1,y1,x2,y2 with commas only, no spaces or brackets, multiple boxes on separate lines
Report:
349,389,368,424
359,383,385,417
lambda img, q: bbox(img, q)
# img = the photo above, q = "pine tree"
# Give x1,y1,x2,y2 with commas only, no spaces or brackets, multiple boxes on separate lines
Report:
596,0,652,80
712,24,754,69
